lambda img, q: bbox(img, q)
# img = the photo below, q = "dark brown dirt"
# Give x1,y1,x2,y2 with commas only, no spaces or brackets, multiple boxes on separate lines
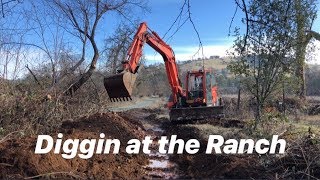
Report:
164,119,320,179
164,123,265,179
0,112,148,179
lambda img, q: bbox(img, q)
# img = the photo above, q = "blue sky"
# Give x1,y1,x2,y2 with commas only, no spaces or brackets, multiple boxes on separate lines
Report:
123,0,320,63
138,0,242,62
142,0,240,45
95,0,244,63
19,0,320,64
2,0,320,79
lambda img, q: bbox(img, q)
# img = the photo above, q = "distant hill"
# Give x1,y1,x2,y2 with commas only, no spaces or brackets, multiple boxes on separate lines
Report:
133,57,237,97
133,57,320,97
178,57,232,72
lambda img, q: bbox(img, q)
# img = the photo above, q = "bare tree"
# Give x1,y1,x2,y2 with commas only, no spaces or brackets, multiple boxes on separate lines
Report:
0,0,22,18
103,22,136,74
50,0,146,96
24,0,66,87
0,0,27,80
294,0,319,100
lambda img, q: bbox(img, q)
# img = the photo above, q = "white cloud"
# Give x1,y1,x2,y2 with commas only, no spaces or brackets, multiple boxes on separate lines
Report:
0,47,62,79
307,40,320,65
145,41,320,65
145,44,234,63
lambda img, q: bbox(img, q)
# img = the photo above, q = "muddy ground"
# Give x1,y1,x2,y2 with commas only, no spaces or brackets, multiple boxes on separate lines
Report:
0,99,320,179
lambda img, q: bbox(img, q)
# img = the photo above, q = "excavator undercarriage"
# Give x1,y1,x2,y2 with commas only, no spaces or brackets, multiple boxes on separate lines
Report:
170,106,224,122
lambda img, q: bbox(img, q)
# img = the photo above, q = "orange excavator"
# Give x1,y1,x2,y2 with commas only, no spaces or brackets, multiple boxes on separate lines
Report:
104,22,224,121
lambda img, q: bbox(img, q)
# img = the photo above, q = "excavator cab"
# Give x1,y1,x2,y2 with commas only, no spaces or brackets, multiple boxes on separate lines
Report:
186,70,206,106
185,70,218,107
169,69,223,121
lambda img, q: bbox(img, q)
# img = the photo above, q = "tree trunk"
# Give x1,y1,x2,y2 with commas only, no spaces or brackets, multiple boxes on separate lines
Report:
254,96,262,130
65,65,95,96
295,47,307,100
237,87,241,111
65,37,99,96
294,0,307,100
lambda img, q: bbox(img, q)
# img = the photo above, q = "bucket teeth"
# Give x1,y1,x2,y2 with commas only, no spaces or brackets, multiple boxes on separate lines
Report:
109,97,133,103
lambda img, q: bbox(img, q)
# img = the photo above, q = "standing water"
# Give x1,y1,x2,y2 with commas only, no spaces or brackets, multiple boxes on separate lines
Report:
143,124,181,179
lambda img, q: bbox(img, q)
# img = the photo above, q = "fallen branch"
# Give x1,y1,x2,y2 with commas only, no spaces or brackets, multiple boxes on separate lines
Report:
0,163,13,167
25,65,42,87
0,130,22,144
24,171,85,180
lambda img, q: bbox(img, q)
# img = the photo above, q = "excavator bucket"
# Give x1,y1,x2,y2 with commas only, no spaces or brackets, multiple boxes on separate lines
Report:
104,71,137,102
169,106,224,122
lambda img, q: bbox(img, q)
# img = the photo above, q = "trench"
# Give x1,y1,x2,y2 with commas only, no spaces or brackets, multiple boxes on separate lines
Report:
142,122,181,179
108,98,182,179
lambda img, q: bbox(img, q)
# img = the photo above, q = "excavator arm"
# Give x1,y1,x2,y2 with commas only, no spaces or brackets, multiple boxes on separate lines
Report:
104,22,185,106
105,22,224,121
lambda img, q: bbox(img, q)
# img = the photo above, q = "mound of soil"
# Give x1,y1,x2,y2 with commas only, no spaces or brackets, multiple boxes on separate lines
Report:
165,124,264,179
0,112,148,179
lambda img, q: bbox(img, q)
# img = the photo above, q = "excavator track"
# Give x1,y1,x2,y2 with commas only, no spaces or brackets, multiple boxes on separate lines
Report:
169,106,224,122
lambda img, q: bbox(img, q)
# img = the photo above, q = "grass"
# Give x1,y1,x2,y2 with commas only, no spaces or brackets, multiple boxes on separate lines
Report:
177,113,320,144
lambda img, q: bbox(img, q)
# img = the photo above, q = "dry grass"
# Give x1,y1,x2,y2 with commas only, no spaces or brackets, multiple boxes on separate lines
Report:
168,112,320,179
0,79,110,137
179,57,231,72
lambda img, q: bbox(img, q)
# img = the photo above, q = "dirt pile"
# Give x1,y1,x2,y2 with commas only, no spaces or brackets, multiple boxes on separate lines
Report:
164,124,263,179
0,112,148,179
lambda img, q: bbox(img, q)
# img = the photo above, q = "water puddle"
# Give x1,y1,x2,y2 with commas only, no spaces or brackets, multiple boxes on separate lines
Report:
150,127,165,133
148,160,169,169
143,123,181,179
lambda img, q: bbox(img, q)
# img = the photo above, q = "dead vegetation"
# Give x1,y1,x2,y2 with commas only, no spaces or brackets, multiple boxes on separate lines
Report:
163,115,320,179
0,75,110,136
